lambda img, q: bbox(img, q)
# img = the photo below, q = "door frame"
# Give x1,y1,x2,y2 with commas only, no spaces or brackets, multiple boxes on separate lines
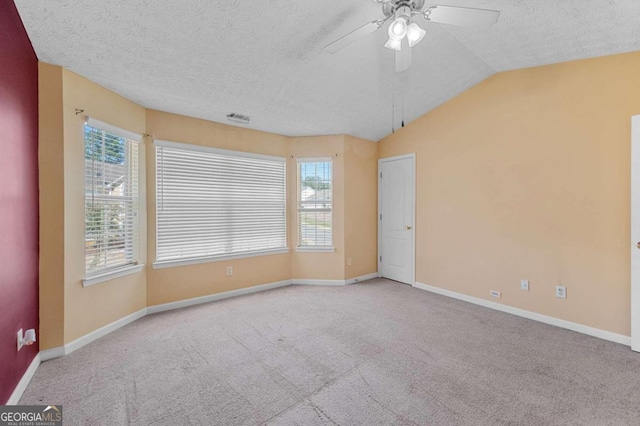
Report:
378,153,416,285
632,115,640,351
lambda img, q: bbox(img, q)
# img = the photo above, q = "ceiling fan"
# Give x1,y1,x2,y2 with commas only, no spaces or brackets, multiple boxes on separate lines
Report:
325,0,500,72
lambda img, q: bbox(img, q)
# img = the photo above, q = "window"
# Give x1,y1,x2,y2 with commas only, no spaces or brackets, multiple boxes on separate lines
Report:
154,140,287,267
84,118,140,280
297,158,333,250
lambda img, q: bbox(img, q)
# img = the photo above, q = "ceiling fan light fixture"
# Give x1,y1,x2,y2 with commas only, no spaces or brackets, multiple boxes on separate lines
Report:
406,23,426,47
388,17,408,40
384,37,402,51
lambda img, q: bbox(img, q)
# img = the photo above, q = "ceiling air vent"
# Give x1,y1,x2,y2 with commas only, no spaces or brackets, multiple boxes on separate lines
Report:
226,113,250,124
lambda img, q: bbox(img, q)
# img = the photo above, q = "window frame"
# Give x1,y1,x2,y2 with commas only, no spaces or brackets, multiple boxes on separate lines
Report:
152,139,288,269
82,117,143,287
296,157,334,252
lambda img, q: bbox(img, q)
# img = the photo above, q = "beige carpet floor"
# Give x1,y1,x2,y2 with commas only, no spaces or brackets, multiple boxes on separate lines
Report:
20,279,640,425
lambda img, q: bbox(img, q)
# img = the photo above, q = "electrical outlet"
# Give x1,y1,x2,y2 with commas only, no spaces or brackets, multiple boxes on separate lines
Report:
555,285,567,299
520,280,529,291
17,329,36,351
347,257,352,266
490,290,501,298
226,266,233,276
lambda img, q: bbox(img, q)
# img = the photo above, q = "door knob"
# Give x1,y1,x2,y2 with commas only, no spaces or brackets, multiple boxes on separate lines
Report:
637,242,640,249
405,225,412,230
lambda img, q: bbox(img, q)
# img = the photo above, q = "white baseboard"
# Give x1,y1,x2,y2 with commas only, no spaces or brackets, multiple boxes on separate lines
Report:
293,279,345,286
147,279,293,314
39,346,65,361
65,308,148,355
39,308,148,361
6,353,41,405
294,273,378,286
149,275,379,313
345,272,379,285
413,281,631,346
27,273,378,384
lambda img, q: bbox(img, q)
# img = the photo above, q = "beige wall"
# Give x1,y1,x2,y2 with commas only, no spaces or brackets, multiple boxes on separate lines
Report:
145,110,292,306
379,51,640,336
38,63,65,349
38,67,378,347
289,136,346,280
61,70,148,343
36,51,640,347
344,136,379,279
39,65,148,346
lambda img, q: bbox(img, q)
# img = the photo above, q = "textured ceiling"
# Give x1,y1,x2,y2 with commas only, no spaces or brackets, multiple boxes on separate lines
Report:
14,0,640,141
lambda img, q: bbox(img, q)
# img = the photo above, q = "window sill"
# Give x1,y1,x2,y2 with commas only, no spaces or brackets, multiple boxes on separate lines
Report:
152,247,290,270
83,264,145,287
296,246,335,253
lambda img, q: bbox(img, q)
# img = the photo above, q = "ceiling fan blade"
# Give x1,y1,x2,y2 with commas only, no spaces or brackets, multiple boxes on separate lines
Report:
424,5,500,29
325,19,386,54
395,38,412,72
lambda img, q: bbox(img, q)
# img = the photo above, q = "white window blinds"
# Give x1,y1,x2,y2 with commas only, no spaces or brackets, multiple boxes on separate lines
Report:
155,140,287,265
84,117,140,277
297,158,333,248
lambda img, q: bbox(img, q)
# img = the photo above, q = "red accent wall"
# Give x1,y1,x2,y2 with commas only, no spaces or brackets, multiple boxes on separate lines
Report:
0,1,39,404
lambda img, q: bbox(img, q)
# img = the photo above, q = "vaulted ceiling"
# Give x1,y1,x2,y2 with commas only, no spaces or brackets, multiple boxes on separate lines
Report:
15,0,640,141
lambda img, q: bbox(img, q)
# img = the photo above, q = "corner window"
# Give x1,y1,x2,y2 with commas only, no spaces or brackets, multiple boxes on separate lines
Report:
84,118,140,278
297,158,333,250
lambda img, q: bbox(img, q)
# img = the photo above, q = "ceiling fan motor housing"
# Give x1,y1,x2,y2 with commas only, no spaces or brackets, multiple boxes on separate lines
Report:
382,0,426,17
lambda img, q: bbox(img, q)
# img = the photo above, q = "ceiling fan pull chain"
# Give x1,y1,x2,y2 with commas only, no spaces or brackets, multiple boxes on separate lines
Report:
401,86,405,128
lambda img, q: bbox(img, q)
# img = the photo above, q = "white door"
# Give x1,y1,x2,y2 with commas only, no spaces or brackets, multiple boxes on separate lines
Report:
378,154,415,285
632,115,640,352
